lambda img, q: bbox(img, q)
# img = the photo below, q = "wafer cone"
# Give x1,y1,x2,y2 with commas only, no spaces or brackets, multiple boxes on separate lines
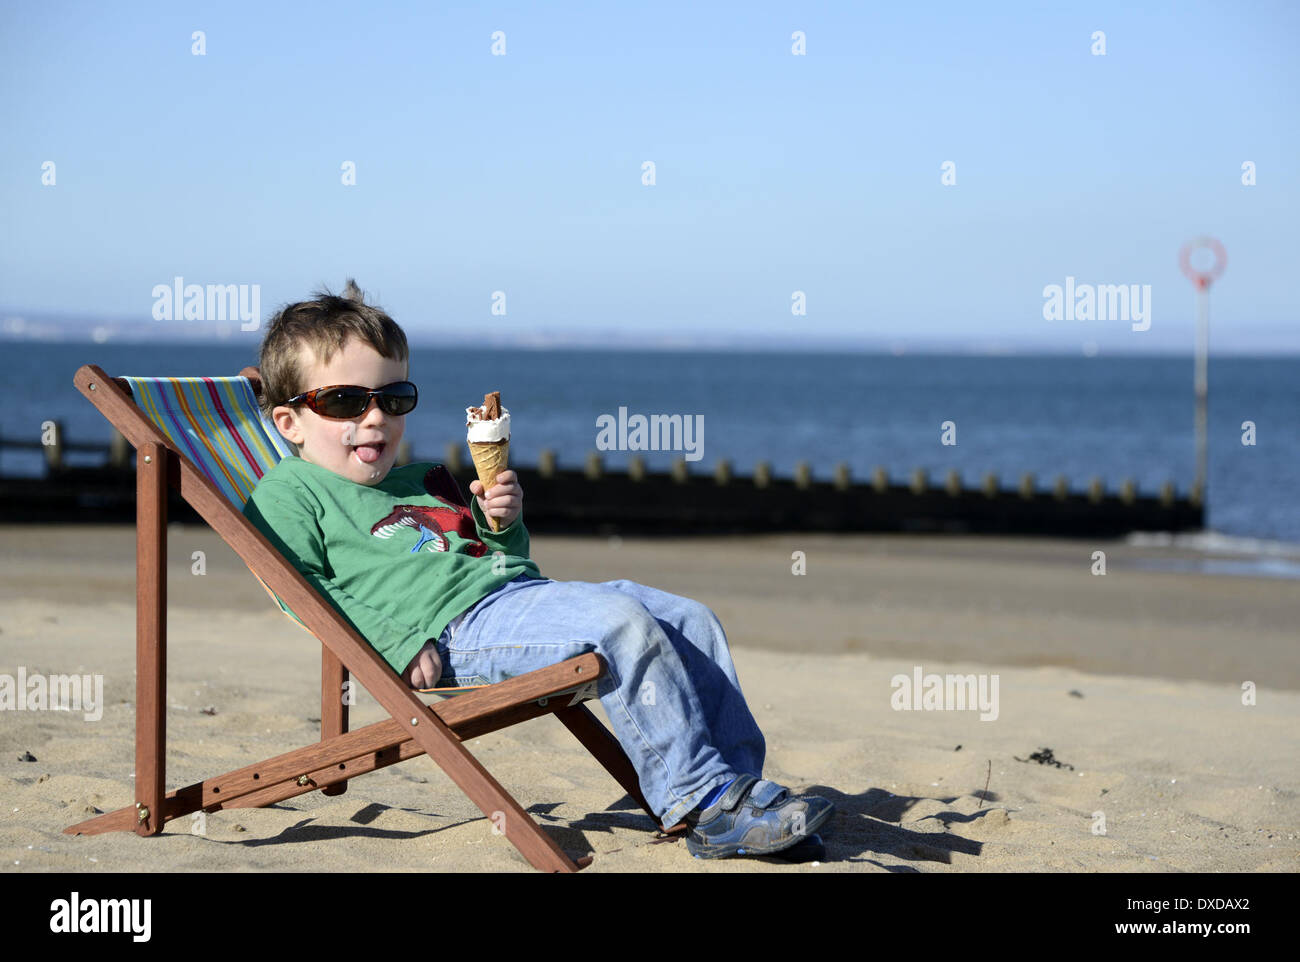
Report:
469,438,510,531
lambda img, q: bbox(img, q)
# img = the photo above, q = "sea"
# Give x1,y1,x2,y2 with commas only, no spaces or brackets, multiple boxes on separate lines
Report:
2,342,1297,556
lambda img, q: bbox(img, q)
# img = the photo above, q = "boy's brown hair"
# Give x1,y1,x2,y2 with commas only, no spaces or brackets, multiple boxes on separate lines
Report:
257,279,409,418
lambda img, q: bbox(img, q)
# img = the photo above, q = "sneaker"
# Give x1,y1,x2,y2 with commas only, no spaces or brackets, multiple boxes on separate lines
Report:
765,832,826,863
685,774,835,859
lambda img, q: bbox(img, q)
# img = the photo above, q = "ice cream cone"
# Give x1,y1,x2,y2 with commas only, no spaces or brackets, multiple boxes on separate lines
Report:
467,391,511,532
469,438,510,531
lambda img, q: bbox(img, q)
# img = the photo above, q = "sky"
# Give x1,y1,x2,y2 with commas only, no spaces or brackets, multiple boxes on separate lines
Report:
1,1,1297,353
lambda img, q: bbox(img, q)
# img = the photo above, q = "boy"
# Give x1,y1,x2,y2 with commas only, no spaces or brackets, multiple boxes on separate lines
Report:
242,280,835,860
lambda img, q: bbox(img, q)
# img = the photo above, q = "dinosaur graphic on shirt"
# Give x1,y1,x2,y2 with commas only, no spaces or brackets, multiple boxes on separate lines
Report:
370,504,489,557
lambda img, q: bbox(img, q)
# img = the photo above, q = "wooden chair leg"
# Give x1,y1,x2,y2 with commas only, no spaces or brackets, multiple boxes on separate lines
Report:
66,656,607,839
135,442,167,836
320,648,348,796
554,703,659,825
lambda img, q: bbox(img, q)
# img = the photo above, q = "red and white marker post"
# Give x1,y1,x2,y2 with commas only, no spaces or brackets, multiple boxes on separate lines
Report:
1178,236,1227,507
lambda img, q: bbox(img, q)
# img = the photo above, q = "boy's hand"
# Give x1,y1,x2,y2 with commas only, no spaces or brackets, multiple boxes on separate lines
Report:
402,641,443,690
470,470,522,529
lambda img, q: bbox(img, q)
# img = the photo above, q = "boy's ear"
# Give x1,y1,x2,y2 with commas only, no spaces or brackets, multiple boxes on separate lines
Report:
271,405,304,447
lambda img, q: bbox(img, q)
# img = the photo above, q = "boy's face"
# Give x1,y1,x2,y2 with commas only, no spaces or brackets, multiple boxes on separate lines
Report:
270,337,409,485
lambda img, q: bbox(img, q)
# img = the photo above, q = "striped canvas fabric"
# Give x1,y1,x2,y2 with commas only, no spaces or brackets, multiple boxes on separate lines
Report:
122,376,291,505
123,375,304,624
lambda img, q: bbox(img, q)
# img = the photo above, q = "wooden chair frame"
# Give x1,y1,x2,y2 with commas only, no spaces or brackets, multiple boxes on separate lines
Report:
62,364,666,872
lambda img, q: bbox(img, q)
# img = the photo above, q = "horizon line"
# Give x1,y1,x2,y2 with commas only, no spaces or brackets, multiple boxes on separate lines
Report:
3,333,1297,360
5,310,1297,357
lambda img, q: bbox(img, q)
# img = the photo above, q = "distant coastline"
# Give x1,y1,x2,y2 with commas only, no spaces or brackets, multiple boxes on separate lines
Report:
4,309,1299,356
2,328,1298,359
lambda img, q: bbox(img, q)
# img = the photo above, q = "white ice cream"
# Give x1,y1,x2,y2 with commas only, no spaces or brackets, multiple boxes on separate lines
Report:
466,406,510,443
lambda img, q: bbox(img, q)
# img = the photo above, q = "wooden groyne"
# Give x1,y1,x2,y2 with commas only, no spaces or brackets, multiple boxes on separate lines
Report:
0,426,1203,536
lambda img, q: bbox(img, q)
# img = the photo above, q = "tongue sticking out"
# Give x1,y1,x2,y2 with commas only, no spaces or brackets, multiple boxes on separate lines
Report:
354,444,383,464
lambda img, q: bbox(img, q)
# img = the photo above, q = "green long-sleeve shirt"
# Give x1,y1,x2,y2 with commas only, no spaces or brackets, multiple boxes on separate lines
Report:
241,455,540,675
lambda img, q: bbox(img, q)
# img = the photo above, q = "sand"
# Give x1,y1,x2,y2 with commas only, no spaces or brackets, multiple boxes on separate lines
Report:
1,525,1296,872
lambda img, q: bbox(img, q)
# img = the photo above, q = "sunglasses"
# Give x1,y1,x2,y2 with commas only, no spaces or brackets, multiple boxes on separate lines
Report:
283,381,419,420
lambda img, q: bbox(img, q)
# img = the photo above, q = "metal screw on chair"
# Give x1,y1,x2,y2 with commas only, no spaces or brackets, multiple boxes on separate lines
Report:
537,697,548,707
89,382,97,391
136,802,149,822
143,455,152,464
410,717,419,726
296,775,309,786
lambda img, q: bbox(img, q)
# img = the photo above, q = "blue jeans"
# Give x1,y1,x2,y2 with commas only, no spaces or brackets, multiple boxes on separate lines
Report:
433,574,766,830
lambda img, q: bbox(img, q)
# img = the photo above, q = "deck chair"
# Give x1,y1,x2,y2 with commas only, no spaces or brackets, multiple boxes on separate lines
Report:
63,363,667,872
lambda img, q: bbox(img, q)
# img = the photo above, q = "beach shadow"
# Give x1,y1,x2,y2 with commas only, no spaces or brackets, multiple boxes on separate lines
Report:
221,808,476,847
348,802,389,825
563,787,1003,867
195,787,1000,869
562,787,997,868
803,784,1001,867
207,800,597,861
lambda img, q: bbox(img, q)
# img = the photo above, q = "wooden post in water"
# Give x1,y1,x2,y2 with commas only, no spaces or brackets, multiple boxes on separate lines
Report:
538,449,556,479
43,420,64,472
109,429,131,469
